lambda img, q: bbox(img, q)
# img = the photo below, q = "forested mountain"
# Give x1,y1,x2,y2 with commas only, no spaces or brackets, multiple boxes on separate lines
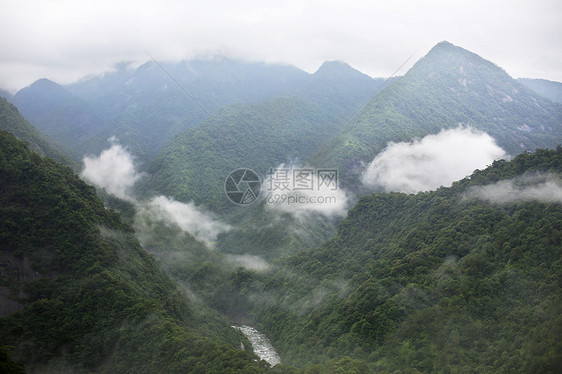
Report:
518,78,562,104
138,62,381,212
0,89,11,100
0,98,76,169
207,147,562,372
12,59,313,163
2,40,561,374
310,41,562,187
12,79,105,151
0,132,284,373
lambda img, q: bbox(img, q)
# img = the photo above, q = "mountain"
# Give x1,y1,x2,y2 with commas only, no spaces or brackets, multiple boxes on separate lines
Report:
0,97,76,169
0,88,11,100
309,41,562,186
12,58,386,166
139,62,382,212
214,147,562,372
11,79,105,150
66,59,310,162
0,132,284,373
67,58,310,122
518,78,562,104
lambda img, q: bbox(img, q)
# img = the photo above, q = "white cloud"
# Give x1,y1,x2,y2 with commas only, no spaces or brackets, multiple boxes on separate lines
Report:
138,195,231,245
464,173,562,203
264,164,351,219
362,127,506,193
80,139,142,201
81,141,230,244
1,1,561,92
226,254,270,272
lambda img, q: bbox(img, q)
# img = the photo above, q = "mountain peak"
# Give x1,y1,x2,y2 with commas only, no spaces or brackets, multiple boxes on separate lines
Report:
422,41,477,62
29,78,63,90
405,40,507,83
314,60,354,75
313,60,372,82
431,40,456,51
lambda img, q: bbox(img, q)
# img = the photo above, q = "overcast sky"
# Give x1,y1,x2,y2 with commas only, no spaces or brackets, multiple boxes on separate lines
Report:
1,0,560,93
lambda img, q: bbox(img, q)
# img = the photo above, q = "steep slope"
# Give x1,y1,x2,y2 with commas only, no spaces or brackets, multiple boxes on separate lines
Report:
0,132,279,373
221,147,562,372
0,89,11,100
68,59,310,161
12,79,105,149
310,41,562,186
140,62,381,212
0,97,76,168
12,60,310,163
518,78,562,104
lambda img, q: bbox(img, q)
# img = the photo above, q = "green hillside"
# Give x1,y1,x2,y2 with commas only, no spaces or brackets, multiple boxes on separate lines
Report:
11,79,105,151
518,78,562,104
139,62,381,213
0,98,77,169
211,147,562,372
13,60,312,163
310,41,562,187
0,131,279,373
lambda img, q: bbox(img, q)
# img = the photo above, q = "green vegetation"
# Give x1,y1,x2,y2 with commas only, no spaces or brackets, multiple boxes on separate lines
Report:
139,62,380,213
2,41,562,373
11,79,104,156
0,131,284,373
206,147,562,372
518,78,562,104
310,41,562,187
14,60,314,163
0,97,77,169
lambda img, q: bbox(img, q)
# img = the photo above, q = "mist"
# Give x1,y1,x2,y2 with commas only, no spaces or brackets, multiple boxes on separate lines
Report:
137,196,231,245
226,254,271,272
264,163,351,220
81,140,230,244
362,127,506,193
464,173,562,204
81,138,142,201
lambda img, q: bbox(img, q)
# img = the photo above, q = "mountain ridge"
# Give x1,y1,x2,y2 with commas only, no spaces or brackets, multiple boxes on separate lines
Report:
309,41,562,186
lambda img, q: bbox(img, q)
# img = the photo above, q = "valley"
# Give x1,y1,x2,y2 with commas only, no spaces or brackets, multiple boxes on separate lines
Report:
1,40,561,373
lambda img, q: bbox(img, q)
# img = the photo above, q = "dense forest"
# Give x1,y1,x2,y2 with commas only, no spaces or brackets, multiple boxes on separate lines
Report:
1,40,561,373
0,98,76,169
185,148,562,372
124,145,562,372
0,132,278,373
310,41,562,187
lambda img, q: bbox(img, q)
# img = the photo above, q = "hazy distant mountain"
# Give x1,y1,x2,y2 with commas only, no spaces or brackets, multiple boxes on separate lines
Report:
12,59,315,163
0,97,76,168
0,88,11,100
63,59,311,161
139,61,382,212
518,78,562,103
310,41,562,186
12,78,105,149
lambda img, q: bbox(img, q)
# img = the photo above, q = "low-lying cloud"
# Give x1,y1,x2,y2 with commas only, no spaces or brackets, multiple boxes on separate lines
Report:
137,196,231,245
362,127,506,193
264,164,351,219
464,173,562,204
226,254,270,272
81,138,142,201
82,140,230,244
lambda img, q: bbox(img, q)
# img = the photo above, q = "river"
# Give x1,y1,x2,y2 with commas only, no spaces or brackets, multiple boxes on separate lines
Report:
232,325,281,367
